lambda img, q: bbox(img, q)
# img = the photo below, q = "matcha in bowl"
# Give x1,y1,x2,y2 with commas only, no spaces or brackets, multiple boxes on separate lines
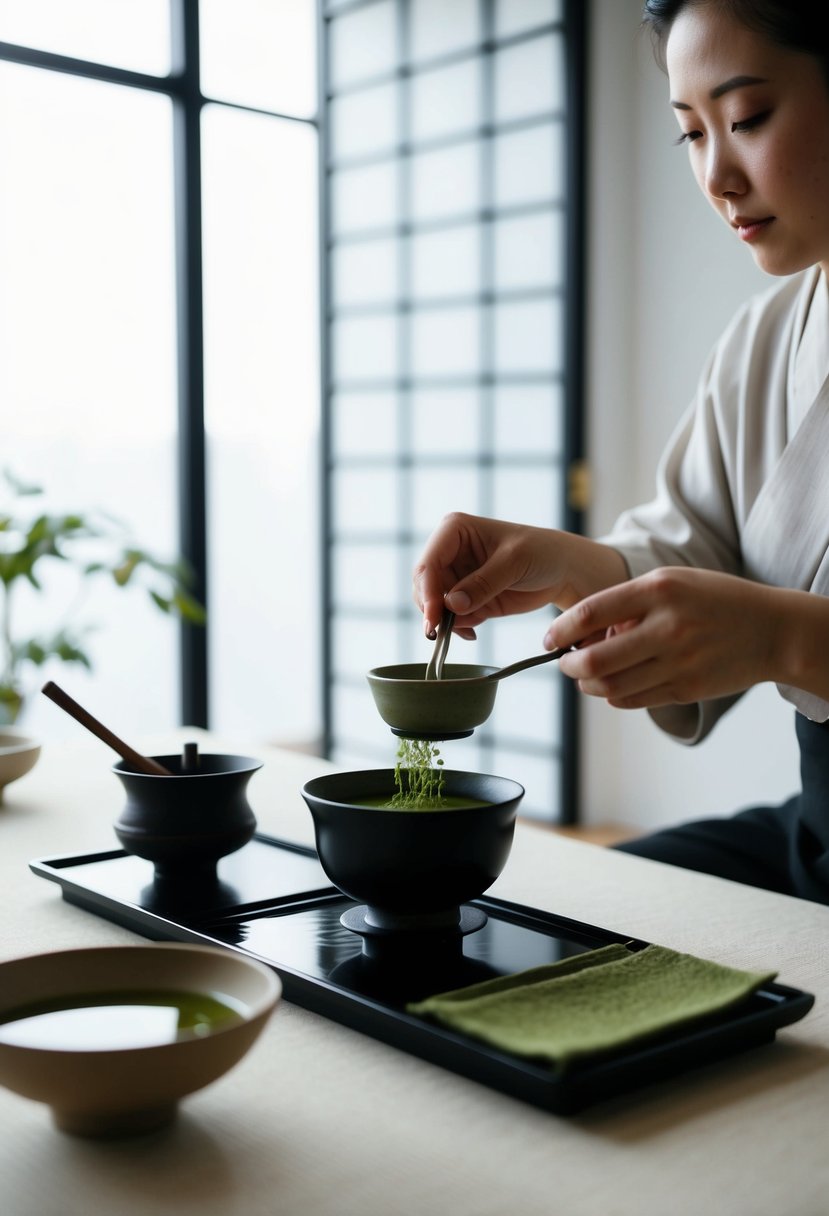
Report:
301,763,524,934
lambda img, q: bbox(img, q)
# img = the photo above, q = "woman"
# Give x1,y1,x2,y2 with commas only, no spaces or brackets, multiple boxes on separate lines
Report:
413,0,829,903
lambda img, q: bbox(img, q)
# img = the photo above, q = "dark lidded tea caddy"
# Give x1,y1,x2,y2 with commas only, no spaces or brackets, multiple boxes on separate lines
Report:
113,752,262,880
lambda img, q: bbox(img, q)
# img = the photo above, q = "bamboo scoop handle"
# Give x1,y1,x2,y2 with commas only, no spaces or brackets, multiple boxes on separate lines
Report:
41,681,173,776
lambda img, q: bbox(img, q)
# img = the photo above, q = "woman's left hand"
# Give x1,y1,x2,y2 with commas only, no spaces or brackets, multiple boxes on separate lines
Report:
544,566,782,709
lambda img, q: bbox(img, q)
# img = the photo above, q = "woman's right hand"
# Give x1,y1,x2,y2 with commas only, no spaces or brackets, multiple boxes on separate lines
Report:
412,512,627,639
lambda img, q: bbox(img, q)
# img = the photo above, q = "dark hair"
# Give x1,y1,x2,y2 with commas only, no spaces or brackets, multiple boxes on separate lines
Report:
642,0,829,83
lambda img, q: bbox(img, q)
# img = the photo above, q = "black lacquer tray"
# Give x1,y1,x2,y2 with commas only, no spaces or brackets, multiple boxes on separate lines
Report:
30,834,814,1114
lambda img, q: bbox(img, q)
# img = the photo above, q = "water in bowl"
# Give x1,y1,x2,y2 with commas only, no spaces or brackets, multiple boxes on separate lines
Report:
0,989,246,1051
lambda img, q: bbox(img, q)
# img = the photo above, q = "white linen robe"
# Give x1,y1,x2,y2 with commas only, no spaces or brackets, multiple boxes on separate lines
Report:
604,266,829,744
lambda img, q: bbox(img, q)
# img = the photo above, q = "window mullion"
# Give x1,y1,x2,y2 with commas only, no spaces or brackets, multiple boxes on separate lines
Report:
171,0,209,727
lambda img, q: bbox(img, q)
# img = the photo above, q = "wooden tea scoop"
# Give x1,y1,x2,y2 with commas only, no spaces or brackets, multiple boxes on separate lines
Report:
41,681,173,776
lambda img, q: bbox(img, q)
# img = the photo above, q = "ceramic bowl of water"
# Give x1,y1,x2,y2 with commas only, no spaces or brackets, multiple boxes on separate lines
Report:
0,943,280,1137
301,769,524,931
0,731,41,804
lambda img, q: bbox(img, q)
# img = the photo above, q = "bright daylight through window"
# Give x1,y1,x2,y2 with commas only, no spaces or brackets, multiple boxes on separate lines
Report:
0,0,583,824
0,0,320,747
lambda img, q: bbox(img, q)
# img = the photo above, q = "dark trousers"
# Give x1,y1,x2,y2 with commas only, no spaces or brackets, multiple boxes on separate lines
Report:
616,713,829,905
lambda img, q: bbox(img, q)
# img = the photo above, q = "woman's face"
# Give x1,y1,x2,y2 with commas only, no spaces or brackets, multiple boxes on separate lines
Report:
666,4,829,277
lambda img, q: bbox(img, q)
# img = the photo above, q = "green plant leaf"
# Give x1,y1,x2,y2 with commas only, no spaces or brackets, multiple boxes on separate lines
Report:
172,588,207,624
60,513,87,531
125,547,183,579
25,515,50,545
112,551,141,586
1,472,205,690
54,640,93,668
15,632,93,671
24,641,47,665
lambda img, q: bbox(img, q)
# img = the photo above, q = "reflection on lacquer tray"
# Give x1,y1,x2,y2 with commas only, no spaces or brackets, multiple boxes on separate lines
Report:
201,895,597,1009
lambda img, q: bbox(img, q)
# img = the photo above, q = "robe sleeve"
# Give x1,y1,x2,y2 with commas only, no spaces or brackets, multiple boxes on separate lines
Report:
598,273,829,741
599,317,750,745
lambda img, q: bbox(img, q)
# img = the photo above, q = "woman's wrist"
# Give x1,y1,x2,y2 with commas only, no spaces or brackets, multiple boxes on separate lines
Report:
772,587,829,701
548,533,630,609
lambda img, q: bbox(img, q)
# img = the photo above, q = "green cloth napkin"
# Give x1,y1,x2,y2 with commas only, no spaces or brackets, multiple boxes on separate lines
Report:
406,943,776,1071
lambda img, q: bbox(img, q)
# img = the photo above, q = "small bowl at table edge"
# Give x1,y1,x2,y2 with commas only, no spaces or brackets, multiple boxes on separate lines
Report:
0,942,281,1137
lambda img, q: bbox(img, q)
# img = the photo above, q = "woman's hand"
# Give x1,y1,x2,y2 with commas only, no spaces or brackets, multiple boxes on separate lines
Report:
413,512,628,639
544,566,784,708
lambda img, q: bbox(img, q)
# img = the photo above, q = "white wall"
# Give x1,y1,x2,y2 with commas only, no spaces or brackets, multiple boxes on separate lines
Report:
581,0,800,830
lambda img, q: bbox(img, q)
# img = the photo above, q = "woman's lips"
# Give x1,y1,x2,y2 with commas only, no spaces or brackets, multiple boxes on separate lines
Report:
733,216,775,242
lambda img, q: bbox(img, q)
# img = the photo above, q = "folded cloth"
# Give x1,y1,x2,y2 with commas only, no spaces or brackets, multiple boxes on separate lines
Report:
406,943,776,1071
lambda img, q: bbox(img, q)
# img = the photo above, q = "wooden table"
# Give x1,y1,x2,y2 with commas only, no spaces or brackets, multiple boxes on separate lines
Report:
1,730,828,1216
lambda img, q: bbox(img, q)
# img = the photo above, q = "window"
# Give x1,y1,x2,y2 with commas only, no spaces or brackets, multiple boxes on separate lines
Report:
0,2,320,745
321,0,586,821
1,1,586,823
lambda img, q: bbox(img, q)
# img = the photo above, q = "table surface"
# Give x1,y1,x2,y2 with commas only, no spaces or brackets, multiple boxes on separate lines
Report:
1,729,828,1216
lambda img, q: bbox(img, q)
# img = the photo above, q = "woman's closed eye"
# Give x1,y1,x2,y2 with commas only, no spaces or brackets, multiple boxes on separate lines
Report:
674,109,772,146
731,109,771,133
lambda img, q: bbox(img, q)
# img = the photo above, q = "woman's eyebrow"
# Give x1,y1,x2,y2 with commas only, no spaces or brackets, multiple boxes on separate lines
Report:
671,75,769,110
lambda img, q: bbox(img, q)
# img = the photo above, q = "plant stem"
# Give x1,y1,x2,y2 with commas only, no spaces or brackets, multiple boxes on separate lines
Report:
1,580,14,688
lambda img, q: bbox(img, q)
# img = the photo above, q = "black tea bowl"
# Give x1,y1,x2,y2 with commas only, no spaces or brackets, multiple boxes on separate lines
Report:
301,769,524,933
113,754,262,880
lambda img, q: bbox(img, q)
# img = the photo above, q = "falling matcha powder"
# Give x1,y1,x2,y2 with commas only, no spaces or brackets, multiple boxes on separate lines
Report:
390,738,446,808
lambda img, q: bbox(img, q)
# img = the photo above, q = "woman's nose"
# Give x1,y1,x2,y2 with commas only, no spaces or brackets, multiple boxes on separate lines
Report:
703,138,746,200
